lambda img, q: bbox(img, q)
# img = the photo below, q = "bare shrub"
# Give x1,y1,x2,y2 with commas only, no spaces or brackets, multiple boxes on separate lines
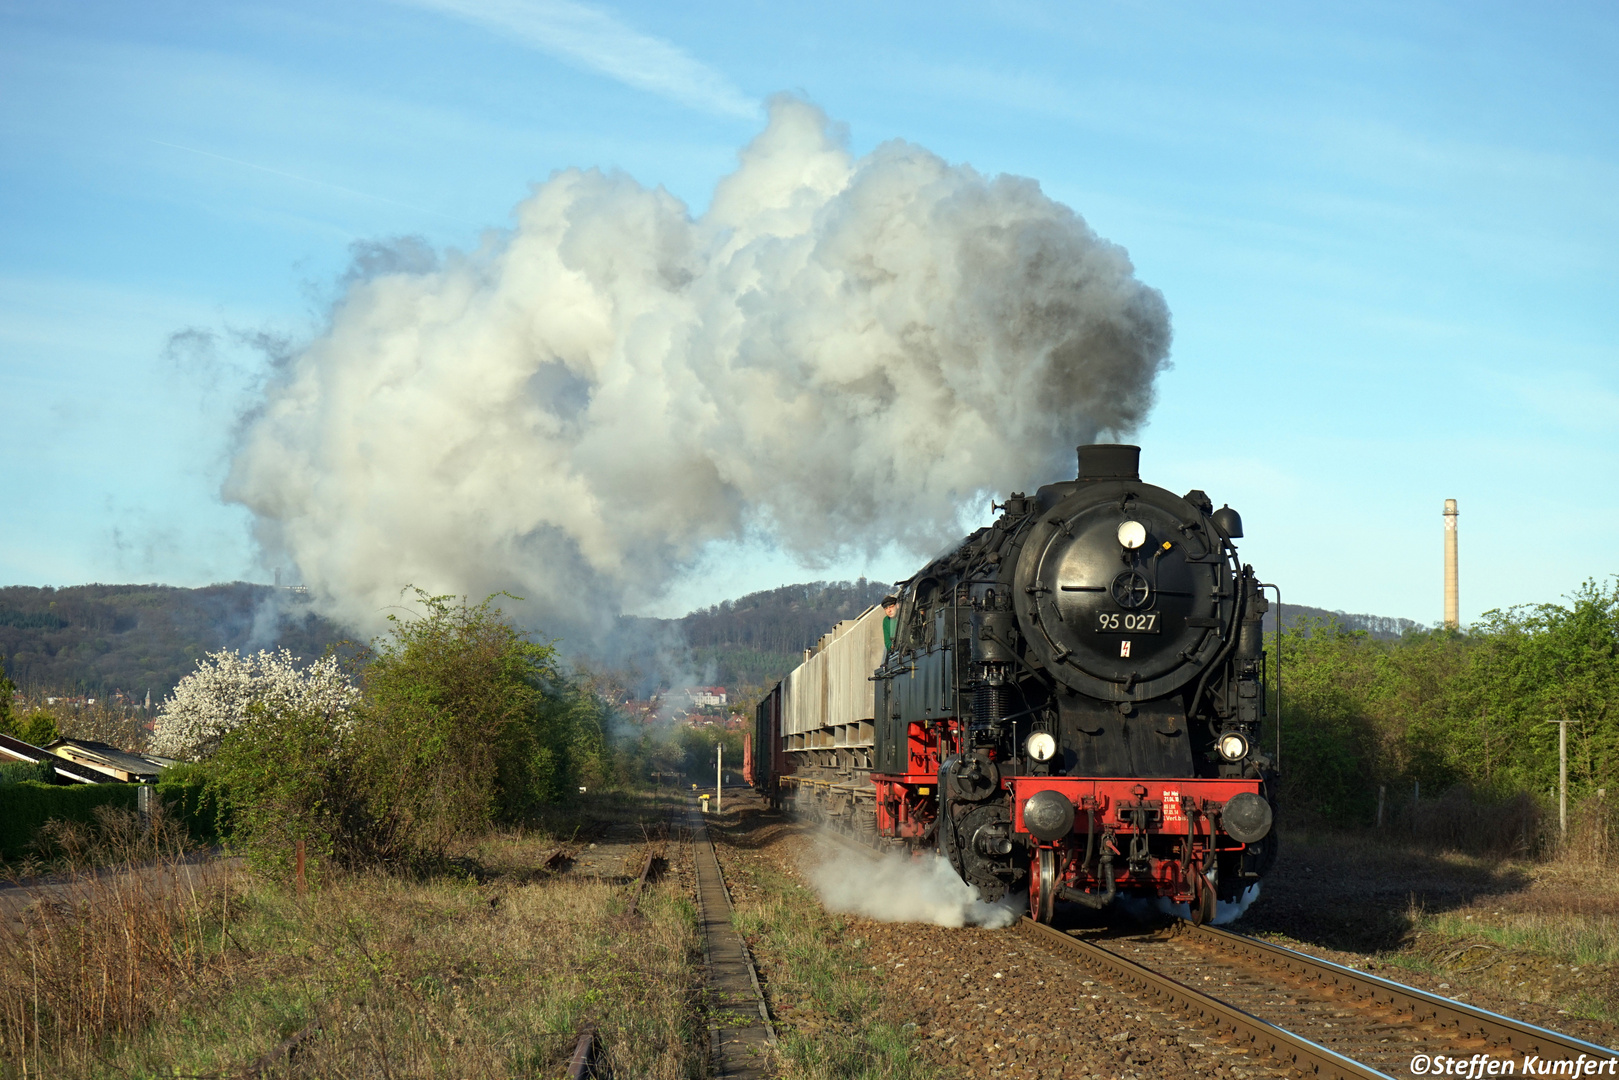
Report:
22,800,195,872
1555,793,1619,867
1404,785,1543,858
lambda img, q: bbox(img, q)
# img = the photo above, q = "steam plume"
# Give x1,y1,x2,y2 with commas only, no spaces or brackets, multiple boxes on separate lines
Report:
226,98,1171,639
807,835,1024,928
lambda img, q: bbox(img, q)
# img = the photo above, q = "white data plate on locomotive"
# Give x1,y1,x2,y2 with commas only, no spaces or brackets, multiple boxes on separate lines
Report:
1095,611,1160,633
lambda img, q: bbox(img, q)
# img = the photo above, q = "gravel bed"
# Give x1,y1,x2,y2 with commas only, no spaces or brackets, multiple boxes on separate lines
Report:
709,797,1303,1080
707,795,1619,1077
848,919,1300,1079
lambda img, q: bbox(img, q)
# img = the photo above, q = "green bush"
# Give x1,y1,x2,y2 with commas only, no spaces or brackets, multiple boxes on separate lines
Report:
0,781,138,861
206,592,617,875
209,701,365,876
155,763,228,845
0,758,54,786
0,704,60,748
1273,578,1619,835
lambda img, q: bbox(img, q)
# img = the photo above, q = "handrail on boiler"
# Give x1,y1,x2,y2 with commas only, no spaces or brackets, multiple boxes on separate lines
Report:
1260,582,1281,769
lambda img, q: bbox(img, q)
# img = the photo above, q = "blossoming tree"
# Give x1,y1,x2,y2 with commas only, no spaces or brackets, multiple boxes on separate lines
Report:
151,648,360,761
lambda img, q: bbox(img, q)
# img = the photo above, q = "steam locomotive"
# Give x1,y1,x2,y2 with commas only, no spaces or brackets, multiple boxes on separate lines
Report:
745,444,1278,923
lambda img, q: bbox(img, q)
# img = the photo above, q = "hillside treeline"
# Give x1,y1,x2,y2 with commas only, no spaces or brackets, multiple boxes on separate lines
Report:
0,584,349,701
1279,578,1619,848
1,579,894,710
1268,603,1425,641
675,578,893,652
635,578,895,701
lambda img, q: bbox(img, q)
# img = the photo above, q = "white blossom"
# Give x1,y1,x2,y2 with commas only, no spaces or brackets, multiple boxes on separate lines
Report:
151,648,361,761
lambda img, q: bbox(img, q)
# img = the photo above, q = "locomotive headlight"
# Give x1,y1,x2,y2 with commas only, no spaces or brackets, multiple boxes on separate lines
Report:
1026,731,1057,762
1117,520,1147,549
1217,731,1250,761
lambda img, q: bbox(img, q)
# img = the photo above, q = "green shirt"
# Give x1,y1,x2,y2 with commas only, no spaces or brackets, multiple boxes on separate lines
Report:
883,614,896,650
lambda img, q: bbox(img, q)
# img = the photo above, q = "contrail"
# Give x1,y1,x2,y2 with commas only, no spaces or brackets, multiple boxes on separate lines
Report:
149,139,473,226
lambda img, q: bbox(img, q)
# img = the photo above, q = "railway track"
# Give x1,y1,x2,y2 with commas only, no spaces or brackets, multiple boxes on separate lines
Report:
810,820,1615,1078
1020,918,1617,1079
690,797,776,1079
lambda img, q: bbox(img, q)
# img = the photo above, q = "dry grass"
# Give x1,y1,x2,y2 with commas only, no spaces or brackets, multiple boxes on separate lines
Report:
1400,797,1619,970
1419,909,1619,969
1408,858,1619,970
1,801,704,1079
0,806,229,1074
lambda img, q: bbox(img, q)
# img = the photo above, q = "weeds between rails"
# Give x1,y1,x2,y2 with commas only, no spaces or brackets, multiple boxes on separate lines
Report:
703,800,937,1080
1,791,703,1080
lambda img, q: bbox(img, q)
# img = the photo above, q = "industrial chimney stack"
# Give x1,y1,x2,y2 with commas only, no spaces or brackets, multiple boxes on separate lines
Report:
1443,499,1459,629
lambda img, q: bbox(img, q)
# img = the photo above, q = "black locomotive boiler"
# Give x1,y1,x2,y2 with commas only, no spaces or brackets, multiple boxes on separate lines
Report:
747,444,1278,923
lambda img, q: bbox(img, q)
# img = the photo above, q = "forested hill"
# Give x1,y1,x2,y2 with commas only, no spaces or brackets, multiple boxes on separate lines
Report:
674,579,894,651
0,579,897,706
631,578,895,697
1266,603,1426,640
0,584,350,701
0,576,1418,706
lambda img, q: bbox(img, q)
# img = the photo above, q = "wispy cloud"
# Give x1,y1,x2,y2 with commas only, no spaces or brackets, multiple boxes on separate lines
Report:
396,0,755,118
149,140,475,225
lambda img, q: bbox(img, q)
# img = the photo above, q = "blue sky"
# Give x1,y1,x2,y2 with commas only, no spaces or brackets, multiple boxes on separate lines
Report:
2,0,1616,627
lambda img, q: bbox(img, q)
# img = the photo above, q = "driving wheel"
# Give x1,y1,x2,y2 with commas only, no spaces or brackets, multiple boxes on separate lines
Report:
1033,848,1057,923
1190,870,1216,925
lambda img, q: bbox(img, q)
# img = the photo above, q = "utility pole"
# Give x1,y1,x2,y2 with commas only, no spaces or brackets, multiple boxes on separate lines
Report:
1548,717,1578,837
716,743,723,814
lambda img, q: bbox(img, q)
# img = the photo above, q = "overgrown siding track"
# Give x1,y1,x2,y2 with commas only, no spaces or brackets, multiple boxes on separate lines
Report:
1019,918,1618,1079
690,800,777,1079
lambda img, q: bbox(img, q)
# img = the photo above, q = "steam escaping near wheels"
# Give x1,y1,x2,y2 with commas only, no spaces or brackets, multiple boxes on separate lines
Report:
806,832,1026,929
224,97,1172,645
1117,883,1262,926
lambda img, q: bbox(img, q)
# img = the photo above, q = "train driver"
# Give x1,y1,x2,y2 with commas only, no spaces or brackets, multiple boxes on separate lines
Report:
881,595,899,651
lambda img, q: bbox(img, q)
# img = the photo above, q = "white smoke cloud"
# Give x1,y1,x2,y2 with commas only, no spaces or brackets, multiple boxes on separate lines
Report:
1121,882,1263,926
225,97,1171,641
806,834,1024,929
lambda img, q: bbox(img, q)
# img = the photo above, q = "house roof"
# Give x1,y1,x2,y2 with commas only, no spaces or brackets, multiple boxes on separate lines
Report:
0,732,108,784
44,738,170,783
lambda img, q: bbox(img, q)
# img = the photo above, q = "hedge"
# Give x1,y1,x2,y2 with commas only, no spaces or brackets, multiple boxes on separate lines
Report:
155,773,228,845
0,772,234,862
0,781,139,861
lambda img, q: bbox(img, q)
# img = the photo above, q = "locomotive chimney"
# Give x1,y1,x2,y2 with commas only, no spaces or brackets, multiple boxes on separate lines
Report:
1443,498,1459,629
1077,443,1140,482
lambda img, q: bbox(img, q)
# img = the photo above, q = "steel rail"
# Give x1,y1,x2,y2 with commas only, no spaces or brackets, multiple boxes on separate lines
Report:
1187,923,1616,1062
1016,917,1390,1080
625,844,664,917
808,786,1616,1072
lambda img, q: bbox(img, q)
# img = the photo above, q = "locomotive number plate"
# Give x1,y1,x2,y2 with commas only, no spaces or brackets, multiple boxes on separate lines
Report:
1096,611,1160,633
